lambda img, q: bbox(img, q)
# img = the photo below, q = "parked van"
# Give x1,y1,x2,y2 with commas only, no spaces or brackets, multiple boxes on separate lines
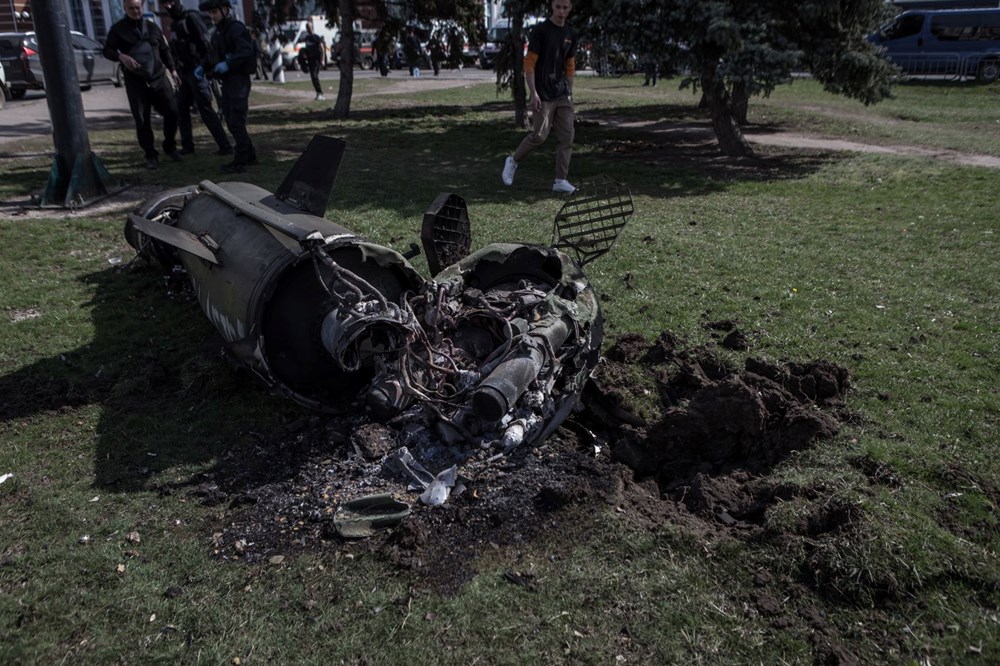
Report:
871,8,1000,81
278,17,339,70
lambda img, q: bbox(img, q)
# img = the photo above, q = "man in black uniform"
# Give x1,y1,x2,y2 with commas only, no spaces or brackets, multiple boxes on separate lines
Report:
501,0,577,193
403,27,423,77
103,0,181,170
197,0,256,173
302,22,325,100
427,31,445,77
161,0,232,156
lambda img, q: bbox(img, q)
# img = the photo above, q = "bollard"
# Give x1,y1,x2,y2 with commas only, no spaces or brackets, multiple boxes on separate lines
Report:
270,41,284,83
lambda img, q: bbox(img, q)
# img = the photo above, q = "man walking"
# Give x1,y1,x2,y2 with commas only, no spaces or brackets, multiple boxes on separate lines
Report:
161,0,232,156
501,0,578,194
103,0,181,170
404,27,423,77
197,0,256,173
302,22,325,100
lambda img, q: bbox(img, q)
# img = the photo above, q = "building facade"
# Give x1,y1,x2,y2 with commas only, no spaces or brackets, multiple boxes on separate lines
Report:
1,0,250,39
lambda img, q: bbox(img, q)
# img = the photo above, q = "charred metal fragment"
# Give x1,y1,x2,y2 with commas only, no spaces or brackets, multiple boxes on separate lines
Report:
421,193,471,276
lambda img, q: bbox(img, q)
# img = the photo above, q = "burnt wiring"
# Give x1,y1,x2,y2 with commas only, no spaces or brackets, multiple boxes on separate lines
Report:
309,246,390,310
306,243,586,443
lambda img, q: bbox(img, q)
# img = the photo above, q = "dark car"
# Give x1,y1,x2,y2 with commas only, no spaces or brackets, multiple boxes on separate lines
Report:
0,30,121,99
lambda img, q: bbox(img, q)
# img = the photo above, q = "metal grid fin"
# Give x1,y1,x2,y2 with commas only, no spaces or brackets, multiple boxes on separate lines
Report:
551,175,634,266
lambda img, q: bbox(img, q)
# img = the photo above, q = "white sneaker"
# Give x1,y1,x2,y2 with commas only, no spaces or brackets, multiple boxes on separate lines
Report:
502,156,517,186
552,179,576,194
316,93,325,100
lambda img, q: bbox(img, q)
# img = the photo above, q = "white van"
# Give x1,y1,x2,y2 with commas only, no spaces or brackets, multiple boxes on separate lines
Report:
479,17,542,69
278,16,339,70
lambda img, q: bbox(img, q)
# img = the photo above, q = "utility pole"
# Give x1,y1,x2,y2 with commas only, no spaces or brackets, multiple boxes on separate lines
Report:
29,0,119,207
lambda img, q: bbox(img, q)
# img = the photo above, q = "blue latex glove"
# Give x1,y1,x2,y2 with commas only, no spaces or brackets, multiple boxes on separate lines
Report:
213,60,229,75
193,65,204,80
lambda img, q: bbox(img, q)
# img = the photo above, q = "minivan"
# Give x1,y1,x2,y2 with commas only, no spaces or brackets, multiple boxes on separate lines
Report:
871,8,1000,81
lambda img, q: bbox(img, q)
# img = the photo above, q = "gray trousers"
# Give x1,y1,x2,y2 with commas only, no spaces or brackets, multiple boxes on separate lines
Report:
513,97,575,180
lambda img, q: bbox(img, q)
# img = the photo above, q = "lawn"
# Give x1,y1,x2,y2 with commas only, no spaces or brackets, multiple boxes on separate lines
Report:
1,74,998,664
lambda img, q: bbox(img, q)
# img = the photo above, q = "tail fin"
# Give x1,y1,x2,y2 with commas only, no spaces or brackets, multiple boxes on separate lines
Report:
274,135,347,216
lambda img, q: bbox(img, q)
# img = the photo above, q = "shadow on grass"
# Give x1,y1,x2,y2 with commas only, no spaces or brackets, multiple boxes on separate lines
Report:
2,92,840,213
0,266,296,492
229,100,836,217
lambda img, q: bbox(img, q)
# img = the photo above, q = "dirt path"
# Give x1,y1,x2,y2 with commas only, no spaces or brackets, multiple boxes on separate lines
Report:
606,117,1000,169
745,130,1000,169
254,76,479,103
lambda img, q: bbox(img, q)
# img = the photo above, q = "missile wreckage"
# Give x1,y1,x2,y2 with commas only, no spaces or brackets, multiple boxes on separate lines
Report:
125,135,633,513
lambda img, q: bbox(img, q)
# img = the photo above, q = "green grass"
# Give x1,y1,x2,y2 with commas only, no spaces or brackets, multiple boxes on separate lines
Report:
1,74,999,664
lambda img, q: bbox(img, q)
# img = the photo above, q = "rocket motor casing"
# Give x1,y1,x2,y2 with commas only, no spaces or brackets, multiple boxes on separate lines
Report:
139,181,423,409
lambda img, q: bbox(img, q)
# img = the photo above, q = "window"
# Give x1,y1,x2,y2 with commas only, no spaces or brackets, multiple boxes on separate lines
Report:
883,14,925,40
70,33,102,51
930,14,1000,41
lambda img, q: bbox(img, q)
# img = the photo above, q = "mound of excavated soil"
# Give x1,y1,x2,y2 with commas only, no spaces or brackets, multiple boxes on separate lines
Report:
196,328,852,594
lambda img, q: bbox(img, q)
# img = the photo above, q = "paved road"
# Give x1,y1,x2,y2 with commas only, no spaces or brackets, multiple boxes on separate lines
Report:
0,66,498,147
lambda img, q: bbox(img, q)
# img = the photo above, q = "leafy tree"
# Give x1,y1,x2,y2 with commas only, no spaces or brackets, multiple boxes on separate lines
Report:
586,0,899,156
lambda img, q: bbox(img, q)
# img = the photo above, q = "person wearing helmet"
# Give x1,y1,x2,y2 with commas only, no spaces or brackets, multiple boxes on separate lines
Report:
196,0,256,172
161,0,232,157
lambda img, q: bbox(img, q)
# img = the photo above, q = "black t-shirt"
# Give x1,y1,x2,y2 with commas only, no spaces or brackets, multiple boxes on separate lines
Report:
527,19,576,101
303,33,324,62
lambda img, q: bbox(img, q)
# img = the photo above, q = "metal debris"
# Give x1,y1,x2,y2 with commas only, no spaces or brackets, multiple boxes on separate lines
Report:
333,494,411,538
123,135,633,508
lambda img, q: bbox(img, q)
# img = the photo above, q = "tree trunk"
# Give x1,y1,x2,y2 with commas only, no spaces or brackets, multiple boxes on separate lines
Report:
701,70,753,157
332,0,354,119
731,81,749,125
512,12,527,128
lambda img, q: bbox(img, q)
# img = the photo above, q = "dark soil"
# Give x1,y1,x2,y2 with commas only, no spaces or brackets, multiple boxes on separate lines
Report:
193,327,863,659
